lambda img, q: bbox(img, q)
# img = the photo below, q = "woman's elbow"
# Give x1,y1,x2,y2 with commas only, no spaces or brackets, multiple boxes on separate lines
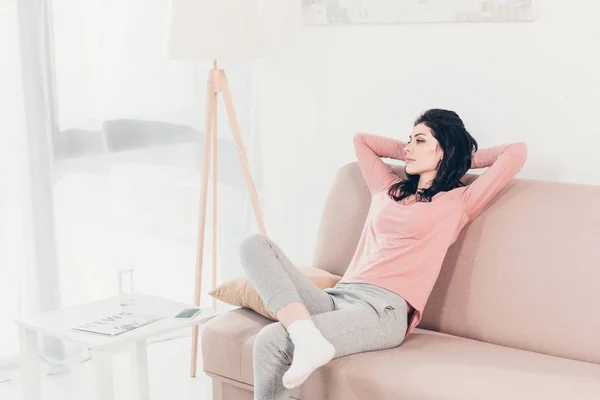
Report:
513,142,528,168
353,132,366,141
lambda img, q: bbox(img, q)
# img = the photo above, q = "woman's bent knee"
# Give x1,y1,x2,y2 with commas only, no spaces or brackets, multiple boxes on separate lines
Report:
254,323,290,362
239,233,271,258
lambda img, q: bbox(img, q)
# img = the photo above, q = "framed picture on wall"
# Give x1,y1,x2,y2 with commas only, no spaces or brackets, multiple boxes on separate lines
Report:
302,0,535,25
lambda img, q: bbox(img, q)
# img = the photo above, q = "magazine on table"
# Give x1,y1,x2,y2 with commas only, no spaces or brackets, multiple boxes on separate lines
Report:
72,311,163,336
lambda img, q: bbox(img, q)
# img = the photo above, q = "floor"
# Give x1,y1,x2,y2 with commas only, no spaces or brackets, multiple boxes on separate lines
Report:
0,335,213,400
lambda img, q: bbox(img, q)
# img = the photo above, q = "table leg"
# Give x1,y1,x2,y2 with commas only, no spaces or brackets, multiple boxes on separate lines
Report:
91,349,114,400
19,326,41,400
131,340,150,400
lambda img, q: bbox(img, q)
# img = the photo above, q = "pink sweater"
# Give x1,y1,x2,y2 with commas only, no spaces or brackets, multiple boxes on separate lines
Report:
341,133,528,338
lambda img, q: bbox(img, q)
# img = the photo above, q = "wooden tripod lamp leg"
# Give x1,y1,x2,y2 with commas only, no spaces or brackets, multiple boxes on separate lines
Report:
211,90,218,312
190,68,267,378
219,70,267,234
190,71,217,377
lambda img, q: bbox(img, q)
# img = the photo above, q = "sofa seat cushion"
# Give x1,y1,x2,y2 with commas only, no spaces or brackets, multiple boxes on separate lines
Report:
202,309,600,399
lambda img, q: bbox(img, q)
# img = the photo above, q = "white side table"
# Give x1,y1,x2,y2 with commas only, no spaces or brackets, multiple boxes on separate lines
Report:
15,293,217,400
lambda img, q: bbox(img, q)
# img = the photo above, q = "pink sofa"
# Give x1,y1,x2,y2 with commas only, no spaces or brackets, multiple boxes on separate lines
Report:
201,162,600,399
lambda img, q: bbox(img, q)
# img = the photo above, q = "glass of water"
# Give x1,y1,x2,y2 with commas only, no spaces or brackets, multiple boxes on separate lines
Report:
118,268,135,306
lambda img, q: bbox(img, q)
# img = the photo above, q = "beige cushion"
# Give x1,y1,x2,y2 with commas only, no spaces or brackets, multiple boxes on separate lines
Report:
202,309,600,400
208,267,341,320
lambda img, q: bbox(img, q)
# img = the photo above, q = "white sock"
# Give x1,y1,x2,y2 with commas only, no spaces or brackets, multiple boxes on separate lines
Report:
282,319,335,389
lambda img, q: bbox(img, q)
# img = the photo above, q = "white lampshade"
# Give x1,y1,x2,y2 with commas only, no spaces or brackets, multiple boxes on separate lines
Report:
167,0,270,60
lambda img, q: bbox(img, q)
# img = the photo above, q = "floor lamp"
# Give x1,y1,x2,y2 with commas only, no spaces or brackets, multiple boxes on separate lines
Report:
167,0,268,377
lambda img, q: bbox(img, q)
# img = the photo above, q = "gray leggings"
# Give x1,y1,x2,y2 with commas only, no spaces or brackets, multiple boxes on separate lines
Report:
239,233,409,400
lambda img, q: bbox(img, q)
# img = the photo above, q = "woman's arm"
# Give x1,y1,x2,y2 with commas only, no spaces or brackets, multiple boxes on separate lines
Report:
353,133,408,194
462,142,528,219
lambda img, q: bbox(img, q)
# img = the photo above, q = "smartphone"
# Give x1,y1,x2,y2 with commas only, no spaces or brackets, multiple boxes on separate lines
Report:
174,308,201,318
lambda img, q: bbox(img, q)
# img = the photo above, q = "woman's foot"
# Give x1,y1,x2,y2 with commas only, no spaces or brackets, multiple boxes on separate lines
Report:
282,319,336,389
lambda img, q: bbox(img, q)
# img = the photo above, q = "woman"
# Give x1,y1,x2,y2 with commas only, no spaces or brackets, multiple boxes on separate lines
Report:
240,109,528,400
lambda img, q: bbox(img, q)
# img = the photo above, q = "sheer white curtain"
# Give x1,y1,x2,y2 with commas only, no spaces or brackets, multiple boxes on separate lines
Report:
0,0,265,380
0,2,29,381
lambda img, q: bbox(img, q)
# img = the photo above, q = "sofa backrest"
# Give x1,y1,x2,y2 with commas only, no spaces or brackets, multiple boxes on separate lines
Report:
312,162,600,365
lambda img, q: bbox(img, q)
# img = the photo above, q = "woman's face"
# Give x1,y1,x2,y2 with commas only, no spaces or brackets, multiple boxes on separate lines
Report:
403,123,444,176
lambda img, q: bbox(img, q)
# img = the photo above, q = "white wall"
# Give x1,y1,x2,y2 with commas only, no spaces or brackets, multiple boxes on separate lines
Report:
259,1,600,264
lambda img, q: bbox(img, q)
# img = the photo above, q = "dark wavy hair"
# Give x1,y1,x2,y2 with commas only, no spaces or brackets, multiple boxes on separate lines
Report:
388,109,478,203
